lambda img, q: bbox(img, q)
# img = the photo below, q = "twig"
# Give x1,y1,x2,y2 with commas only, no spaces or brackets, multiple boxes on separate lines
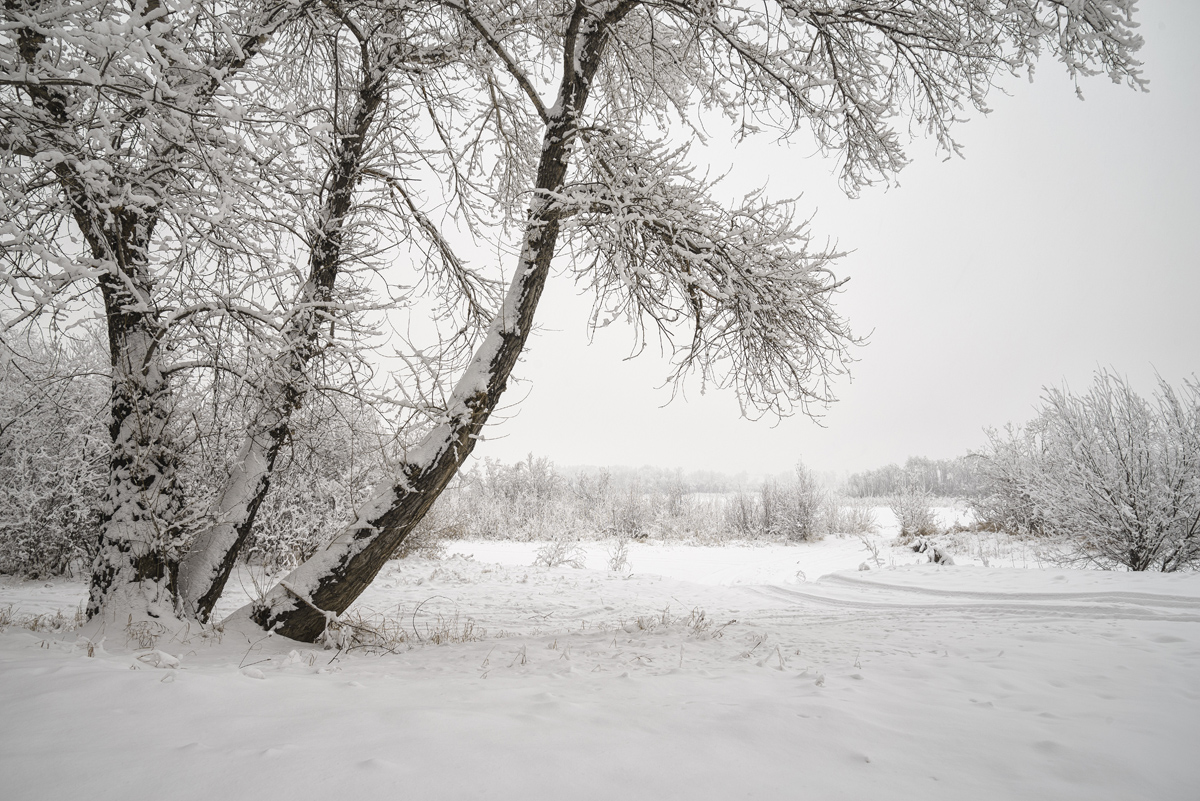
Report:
411,595,454,642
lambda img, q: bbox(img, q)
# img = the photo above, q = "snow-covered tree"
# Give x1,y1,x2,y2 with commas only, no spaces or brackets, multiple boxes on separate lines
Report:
977,373,1200,571
2,0,1147,640
889,478,939,542
2,0,481,626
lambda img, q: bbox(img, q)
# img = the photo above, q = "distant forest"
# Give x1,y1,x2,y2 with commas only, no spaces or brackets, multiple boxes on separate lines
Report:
841,457,983,498
555,457,984,498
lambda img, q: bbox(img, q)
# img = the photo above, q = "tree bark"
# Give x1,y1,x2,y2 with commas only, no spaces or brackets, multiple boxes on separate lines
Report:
6,6,179,618
88,233,186,620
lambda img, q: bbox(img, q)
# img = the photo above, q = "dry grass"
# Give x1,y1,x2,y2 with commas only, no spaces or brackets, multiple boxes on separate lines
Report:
0,603,85,633
608,605,733,640
124,617,170,649
320,603,487,654
532,538,586,569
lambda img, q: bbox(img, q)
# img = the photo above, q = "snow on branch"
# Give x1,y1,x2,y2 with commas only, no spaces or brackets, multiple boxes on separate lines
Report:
591,0,1146,192
557,134,856,418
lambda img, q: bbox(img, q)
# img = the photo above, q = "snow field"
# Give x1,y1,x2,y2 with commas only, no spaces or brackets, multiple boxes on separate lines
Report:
2,536,1199,800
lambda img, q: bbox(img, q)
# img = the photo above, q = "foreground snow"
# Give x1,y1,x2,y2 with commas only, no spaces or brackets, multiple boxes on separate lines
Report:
2,537,1198,800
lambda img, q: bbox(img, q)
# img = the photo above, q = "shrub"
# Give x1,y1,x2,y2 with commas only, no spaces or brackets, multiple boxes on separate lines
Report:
760,463,825,542
822,495,878,537
889,481,939,543
724,490,761,538
0,334,108,578
970,426,1049,538
533,537,586,568
234,394,396,571
974,372,1200,571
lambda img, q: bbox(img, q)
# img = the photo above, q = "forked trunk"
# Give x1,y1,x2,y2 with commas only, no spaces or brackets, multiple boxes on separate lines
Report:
242,216,559,641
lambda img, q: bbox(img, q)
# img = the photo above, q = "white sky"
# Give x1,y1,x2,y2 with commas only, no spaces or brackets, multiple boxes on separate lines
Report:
471,1,1199,478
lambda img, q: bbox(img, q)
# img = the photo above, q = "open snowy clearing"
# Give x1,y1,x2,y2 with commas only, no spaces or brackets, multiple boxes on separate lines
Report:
2,535,1199,800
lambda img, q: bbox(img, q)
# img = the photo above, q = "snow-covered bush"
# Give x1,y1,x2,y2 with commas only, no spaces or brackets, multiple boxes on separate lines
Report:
438,455,578,541
724,490,761,538
822,496,878,537
241,399,397,571
760,464,824,542
0,327,417,578
974,372,1200,571
606,538,632,572
970,426,1049,538
889,481,939,543
605,486,654,539
166,365,401,572
533,537,586,569
0,334,108,578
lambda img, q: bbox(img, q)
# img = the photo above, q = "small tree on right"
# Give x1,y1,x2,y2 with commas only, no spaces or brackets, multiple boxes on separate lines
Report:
977,372,1200,571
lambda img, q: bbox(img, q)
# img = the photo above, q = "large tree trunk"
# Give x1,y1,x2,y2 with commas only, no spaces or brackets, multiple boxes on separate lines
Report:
4,0,302,623
10,32,188,621
87,243,186,621
236,1,631,641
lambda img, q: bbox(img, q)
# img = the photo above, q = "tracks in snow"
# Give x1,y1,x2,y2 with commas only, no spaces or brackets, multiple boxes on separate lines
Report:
743,575,1200,624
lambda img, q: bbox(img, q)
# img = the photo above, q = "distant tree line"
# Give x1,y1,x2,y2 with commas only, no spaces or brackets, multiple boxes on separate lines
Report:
426,457,875,544
842,457,984,499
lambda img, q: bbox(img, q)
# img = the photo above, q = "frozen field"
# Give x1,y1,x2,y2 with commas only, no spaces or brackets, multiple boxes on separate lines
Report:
2,534,1199,800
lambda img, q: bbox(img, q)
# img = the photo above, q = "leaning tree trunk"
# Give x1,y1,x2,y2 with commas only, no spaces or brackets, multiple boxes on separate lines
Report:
177,45,395,621
236,3,628,641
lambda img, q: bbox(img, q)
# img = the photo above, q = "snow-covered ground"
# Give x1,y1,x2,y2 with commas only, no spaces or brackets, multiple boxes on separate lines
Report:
2,534,1198,800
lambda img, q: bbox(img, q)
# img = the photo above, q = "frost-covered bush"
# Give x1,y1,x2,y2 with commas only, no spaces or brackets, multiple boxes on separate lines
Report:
606,538,632,572
970,426,1049,538
821,496,878,537
975,373,1200,572
723,490,761,538
533,537,586,569
889,481,939,543
760,463,825,541
166,362,405,571
237,399,395,571
0,330,408,577
604,486,653,539
0,335,108,578
438,455,576,540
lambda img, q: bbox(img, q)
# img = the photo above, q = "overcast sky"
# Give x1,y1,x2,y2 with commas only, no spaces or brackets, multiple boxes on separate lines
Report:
471,1,1199,479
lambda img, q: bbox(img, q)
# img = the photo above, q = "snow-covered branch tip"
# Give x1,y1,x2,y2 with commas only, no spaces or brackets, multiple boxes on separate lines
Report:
559,135,858,417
